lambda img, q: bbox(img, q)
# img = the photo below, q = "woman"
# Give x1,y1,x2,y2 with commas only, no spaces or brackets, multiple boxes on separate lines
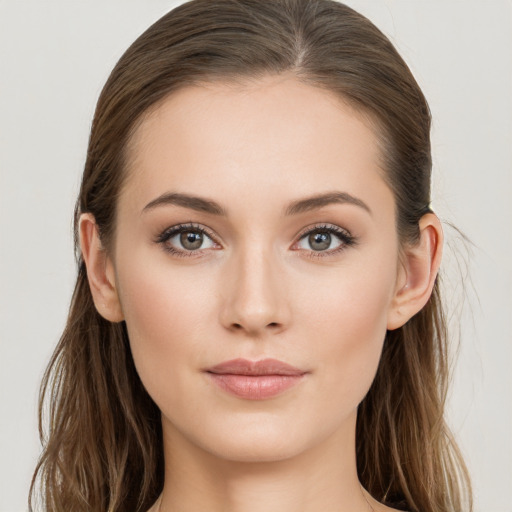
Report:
29,1,472,511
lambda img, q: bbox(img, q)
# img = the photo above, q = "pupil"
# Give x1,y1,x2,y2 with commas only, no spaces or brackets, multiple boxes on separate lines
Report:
180,231,203,250
309,232,331,251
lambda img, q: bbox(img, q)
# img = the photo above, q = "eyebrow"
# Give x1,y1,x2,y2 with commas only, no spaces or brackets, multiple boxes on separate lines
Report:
285,191,372,216
142,191,371,217
142,192,227,216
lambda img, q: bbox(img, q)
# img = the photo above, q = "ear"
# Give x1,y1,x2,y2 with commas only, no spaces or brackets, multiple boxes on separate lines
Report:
387,213,443,330
79,213,124,322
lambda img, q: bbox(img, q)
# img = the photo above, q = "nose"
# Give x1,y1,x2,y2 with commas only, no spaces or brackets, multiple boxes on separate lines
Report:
219,245,290,336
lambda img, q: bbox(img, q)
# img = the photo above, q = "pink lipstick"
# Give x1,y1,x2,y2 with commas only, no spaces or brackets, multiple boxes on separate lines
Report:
205,358,307,400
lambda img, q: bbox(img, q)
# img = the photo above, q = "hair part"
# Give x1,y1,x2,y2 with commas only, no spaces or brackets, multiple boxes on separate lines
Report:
30,1,472,511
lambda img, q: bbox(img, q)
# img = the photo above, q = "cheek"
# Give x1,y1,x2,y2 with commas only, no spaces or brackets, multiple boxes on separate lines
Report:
114,251,218,406
293,253,397,409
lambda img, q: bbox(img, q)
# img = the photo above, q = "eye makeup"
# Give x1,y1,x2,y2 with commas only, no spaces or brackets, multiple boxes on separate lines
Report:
155,222,221,258
154,221,357,259
292,223,357,259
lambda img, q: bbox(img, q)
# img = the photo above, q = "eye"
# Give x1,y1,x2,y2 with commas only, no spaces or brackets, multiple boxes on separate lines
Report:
156,223,219,256
294,224,356,256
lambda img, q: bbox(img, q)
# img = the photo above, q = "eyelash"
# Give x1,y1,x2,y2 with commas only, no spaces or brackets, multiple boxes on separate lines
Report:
155,223,219,258
155,222,357,259
294,223,357,259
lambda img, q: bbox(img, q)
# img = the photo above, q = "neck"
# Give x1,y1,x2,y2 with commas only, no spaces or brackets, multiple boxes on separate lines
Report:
156,412,375,512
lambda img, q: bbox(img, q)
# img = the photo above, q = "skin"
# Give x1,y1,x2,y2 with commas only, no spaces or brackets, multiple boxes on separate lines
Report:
80,74,442,512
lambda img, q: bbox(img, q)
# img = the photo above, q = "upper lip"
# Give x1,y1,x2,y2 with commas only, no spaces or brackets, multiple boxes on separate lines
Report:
206,358,307,376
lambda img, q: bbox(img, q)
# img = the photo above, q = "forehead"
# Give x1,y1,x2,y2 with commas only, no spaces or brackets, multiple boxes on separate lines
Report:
121,74,390,217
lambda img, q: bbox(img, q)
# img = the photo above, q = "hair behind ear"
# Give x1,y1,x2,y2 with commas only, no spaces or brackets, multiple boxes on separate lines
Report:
29,265,164,512
357,278,472,511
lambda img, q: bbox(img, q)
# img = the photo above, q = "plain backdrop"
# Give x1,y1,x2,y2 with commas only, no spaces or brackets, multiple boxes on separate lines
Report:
1,1,511,511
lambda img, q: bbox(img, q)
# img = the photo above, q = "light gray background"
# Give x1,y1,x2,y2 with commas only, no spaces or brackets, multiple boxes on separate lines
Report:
1,1,511,511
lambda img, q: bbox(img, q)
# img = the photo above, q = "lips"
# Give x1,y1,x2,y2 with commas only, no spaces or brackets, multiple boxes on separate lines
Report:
207,358,306,376
205,358,307,400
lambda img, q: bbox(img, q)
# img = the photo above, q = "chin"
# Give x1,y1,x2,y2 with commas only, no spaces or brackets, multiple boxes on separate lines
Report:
204,432,309,463
184,412,336,464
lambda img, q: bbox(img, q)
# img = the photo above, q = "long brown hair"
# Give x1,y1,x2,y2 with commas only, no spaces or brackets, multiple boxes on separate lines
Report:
29,1,472,511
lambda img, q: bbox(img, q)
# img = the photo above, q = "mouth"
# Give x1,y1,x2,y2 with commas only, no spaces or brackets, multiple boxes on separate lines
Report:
206,357,307,376
204,358,308,400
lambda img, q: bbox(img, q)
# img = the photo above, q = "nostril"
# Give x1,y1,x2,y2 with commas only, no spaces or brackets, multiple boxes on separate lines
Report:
229,321,280,332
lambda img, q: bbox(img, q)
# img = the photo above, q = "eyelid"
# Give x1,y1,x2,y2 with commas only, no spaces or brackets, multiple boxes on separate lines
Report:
155,222,219,243
291,223,356,257
155,222,222,256
155,222,356,259
294,222,352,240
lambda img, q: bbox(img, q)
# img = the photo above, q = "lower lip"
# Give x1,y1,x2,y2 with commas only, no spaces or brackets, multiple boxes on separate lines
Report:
207,373,305,400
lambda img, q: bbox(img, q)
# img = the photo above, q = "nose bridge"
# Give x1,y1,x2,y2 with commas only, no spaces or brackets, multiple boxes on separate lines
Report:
221,236,287,334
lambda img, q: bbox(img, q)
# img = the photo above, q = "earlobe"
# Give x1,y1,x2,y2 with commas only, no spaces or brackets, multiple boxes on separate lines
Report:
79,213,124,322
387,213,443,330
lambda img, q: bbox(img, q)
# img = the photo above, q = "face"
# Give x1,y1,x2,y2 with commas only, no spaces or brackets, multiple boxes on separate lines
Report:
111,74,403,462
